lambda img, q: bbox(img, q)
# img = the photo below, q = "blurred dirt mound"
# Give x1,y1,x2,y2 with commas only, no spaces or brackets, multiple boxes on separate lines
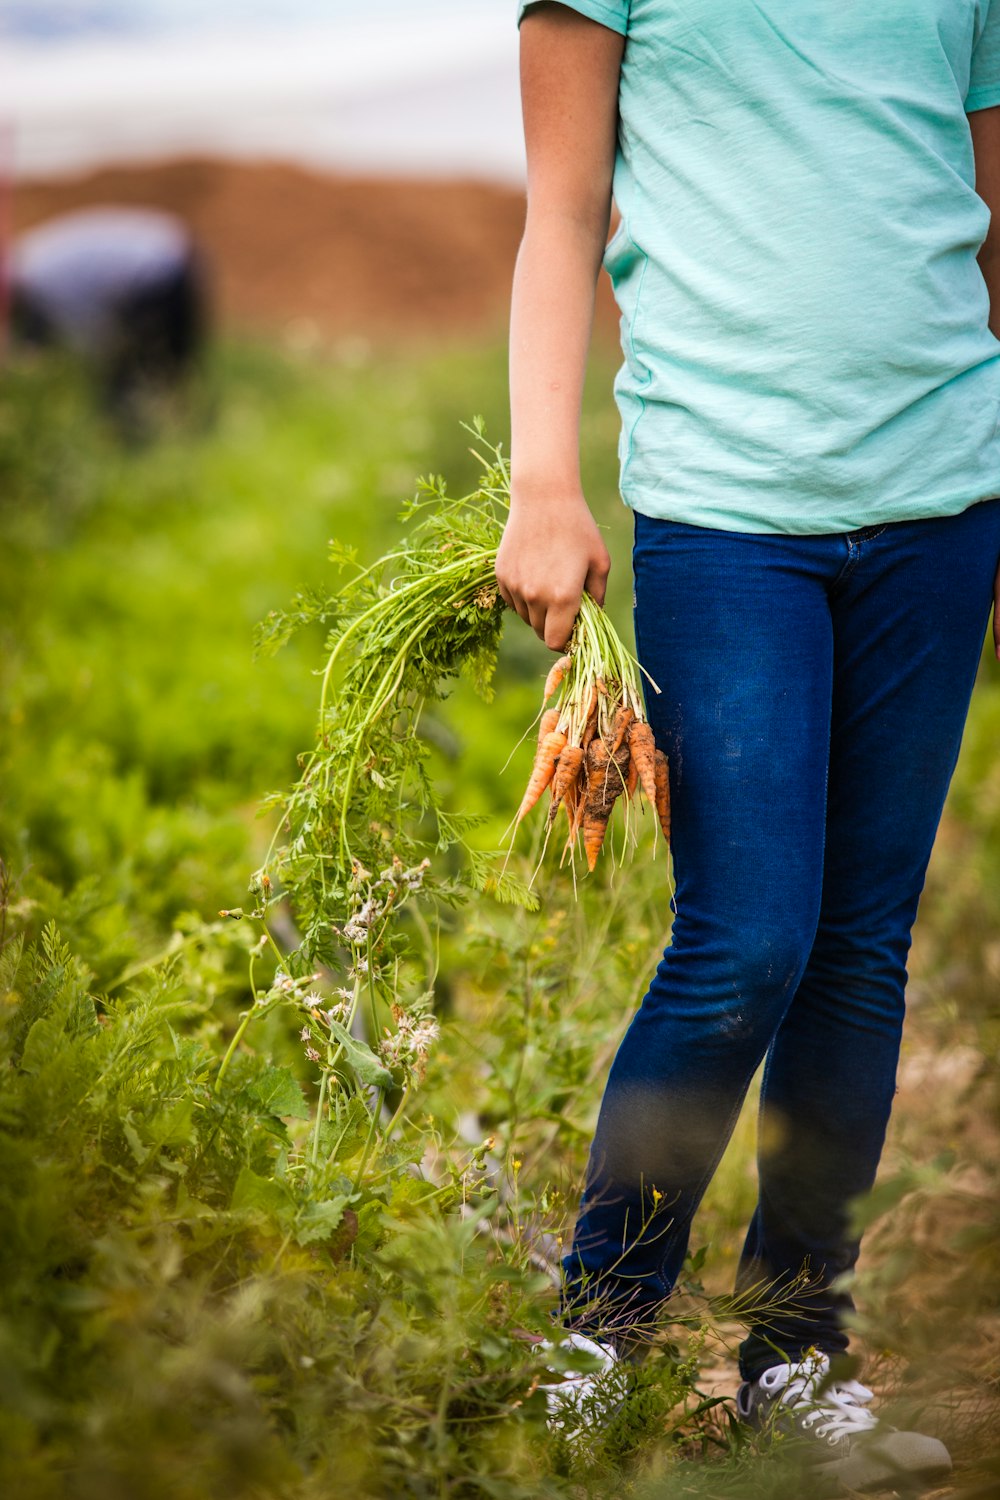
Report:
13,157,620,346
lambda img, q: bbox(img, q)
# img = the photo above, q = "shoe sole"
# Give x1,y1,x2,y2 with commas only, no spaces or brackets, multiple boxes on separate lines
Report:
814,1439,952,1495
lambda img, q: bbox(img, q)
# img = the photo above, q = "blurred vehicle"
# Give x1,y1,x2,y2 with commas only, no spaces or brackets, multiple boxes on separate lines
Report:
7,206,209,434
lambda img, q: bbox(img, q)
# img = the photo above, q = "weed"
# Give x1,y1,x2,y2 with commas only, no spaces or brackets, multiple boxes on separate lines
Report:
2,342,997,1496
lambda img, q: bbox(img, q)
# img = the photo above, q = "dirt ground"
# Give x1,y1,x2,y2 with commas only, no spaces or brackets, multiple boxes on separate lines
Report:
12,156,622,347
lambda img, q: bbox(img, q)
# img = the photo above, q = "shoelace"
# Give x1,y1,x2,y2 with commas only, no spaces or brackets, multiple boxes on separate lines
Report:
759,1353,879,1444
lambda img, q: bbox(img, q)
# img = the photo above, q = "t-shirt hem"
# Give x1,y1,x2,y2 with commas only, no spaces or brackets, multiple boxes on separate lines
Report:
965,82,1000,111
517,1,628,36
618,482,1000,535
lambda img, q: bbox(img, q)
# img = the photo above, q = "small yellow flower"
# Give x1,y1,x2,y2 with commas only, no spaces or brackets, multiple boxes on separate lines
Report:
651,1187,663,1205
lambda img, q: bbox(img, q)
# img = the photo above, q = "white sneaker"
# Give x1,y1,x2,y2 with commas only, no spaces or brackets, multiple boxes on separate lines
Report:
737,1351,952,1493
536,1331,633,1437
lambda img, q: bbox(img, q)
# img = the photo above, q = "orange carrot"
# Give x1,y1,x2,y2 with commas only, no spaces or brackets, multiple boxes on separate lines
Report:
627,718,658,807
538,706,560,741
582,712,599,751
585,737,610,786
625,753,638,800
583,808,612,872
543,654,572,702
575,736,631,869
654,749,671,843
588,737,631,804
581,683,600,750
517,728,567,822
555,776,582,850
547,743,585,824
562,791,587,860
563,743,595,852
610,704,635,755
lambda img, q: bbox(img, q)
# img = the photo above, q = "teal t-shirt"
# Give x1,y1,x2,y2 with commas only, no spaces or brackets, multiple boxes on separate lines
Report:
517,0,1000,533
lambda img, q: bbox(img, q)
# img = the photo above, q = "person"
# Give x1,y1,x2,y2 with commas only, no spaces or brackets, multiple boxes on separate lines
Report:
8,207,208,434
496,0,1000,1487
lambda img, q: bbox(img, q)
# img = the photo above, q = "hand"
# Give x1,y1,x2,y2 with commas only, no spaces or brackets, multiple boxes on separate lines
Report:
495,486,611,650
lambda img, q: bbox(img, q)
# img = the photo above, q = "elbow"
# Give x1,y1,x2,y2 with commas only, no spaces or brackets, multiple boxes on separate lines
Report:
520,198,614,275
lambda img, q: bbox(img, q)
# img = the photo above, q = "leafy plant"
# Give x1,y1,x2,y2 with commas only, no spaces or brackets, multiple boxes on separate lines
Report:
3,344,997,1498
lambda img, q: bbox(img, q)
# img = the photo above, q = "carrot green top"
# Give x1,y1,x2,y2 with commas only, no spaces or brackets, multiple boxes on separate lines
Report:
517,0,1000,533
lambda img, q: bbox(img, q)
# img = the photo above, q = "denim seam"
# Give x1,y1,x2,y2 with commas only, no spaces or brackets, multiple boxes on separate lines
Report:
831,542,861,594
830,524,890,597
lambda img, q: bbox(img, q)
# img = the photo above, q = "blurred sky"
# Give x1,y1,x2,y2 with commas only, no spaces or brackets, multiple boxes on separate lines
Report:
1,0,525,182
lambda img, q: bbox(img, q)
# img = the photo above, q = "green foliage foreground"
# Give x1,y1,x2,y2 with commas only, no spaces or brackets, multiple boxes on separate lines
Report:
1,346,998,1498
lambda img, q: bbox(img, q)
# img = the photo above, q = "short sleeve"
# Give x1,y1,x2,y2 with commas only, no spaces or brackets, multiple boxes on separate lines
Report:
517,1,629,37
967,1,1000,111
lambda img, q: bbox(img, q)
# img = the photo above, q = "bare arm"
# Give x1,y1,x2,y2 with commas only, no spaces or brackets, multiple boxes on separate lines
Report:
496,3,625,650
970,105,1000,657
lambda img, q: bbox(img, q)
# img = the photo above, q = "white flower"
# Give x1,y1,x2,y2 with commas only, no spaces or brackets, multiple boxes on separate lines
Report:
377,1014,439,1080
341,916,368,945
409,1017,440,1056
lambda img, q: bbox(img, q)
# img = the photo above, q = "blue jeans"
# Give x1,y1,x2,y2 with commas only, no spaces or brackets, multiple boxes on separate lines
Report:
561,499,1000,1380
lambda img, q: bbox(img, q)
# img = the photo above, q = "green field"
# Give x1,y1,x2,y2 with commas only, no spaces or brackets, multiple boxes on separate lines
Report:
2,341,997,1498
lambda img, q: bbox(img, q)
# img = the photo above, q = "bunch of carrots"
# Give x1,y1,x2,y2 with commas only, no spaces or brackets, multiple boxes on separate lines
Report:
512,591,670,872
268,425,672,911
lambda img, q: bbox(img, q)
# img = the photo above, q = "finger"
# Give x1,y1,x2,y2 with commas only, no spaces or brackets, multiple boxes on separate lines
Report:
544,601,578,652
504,586,532,629
584,560,609,609
526,599,549,642
494,556,516,614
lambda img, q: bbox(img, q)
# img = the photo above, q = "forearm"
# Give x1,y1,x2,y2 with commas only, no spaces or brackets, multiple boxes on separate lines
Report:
509,205,609,498
497,4,622,645
499,205,613,646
